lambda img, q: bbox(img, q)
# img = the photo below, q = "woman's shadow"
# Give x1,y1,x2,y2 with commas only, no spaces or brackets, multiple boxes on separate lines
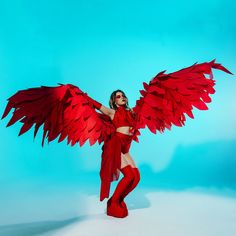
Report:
0,214,98,236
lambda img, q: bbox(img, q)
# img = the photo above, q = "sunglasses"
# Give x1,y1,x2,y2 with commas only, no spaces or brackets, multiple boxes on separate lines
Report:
115,94,126,99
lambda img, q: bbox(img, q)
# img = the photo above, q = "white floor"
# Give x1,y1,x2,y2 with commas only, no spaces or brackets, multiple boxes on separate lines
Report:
40,189,236,236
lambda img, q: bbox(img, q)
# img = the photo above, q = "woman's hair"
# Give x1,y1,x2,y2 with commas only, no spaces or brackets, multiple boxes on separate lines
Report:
109,89,130,110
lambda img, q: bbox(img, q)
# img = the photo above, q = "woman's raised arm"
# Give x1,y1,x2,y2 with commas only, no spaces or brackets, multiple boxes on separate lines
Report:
99,105,115,117
84,93,115,117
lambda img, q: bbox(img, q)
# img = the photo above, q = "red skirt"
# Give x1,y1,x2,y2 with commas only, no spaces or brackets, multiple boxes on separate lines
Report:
99,132,133,201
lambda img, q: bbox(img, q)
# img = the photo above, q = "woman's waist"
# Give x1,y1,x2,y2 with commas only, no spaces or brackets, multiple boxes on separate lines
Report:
116,126,134,136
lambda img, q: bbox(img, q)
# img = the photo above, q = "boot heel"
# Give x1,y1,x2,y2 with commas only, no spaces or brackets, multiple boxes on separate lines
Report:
107,198,128,218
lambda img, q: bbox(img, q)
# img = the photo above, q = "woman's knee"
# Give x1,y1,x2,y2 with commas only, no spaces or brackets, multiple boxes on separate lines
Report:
123,152,137,168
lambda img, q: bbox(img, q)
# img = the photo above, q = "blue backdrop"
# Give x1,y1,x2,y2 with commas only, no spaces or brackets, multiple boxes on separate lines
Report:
0,0,235,227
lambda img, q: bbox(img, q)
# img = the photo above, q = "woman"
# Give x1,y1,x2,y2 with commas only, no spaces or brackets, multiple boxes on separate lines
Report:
88,89,141,218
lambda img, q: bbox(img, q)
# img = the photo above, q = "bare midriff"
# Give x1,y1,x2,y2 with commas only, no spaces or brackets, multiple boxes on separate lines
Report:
116,126,134,136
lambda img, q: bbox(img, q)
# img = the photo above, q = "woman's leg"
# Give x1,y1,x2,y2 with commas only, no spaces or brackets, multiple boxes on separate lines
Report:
107,163,134,218
107,151,140,218
119,152,141,208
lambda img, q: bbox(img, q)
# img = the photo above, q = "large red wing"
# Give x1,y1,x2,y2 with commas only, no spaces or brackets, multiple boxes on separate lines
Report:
1,83,115,147
132,60,233,134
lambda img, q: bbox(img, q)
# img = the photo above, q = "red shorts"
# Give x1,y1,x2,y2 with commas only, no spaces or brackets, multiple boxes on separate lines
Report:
99,132,133,201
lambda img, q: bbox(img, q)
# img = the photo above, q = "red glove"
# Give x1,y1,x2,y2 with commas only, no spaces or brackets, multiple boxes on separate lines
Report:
84,93,102,110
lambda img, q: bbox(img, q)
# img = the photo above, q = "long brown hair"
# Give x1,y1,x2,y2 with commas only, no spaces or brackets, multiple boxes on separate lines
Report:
109,89,130,110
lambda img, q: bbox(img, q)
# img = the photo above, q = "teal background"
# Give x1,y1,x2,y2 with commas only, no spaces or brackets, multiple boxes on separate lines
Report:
0,0,235,231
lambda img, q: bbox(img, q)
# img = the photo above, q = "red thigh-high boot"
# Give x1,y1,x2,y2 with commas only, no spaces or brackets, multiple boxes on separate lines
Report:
119,167,140,209
107,165,134,218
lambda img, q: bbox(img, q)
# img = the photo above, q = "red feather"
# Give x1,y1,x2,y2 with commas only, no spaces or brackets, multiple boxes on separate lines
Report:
132,60,233,134
1,84,115,147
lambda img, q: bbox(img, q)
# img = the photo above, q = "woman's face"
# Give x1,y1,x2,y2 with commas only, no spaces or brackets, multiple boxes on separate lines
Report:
115,92,127,107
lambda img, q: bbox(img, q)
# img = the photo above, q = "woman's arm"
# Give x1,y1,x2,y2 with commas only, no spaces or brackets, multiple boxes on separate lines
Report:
99,105,115,117
85,93,114,117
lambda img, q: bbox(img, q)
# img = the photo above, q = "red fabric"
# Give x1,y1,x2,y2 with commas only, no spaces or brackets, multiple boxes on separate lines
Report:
111,105,139,138
111,106,136,128
100,132,133,201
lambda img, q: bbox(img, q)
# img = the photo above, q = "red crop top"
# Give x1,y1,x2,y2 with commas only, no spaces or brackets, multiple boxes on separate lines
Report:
111,106,136,129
